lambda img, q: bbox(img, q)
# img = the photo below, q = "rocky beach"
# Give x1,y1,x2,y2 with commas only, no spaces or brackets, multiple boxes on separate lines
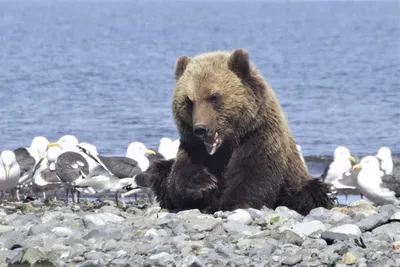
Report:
0,198,399,267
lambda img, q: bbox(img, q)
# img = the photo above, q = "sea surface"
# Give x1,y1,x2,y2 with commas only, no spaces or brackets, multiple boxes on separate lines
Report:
0,0,399,179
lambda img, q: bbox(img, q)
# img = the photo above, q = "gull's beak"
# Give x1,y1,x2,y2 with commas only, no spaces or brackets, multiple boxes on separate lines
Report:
47,142,59,148
145,149,156,155
352,164,361,171
348,156,356,164
5,166,10,179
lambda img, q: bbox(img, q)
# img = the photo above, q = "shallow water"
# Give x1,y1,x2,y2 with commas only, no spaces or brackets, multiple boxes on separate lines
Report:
0,0,399,163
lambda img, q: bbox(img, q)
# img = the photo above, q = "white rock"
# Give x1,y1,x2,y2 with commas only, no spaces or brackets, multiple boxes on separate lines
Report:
149,252,175,265
0,225,15,234
145,228,159,238
291,220,327,237
51,227,73,237
83,213,125,227
390,211,400,221
41,212,61,224
246,208,264,218
330,224,362,237
227,209,252,225
177,209,202,219
145,206,161,217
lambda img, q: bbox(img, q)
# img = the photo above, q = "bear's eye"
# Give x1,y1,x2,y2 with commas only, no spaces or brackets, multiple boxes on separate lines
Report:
185,96,193,109
208,94,220,105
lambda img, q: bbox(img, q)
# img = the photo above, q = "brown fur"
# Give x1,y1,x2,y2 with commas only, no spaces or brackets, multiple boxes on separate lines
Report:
147,49,333,215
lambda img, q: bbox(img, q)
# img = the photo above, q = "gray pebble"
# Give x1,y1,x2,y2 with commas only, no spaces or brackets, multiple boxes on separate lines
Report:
372,222,400,236
356,212,391,232
281,253,303,266
223,220,261,236
279,230,304,246
302,238,327,249
0,225,15,234
148,252,176,266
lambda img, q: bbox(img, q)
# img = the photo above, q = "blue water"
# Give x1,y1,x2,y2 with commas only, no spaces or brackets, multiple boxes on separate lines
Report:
0,0,399,169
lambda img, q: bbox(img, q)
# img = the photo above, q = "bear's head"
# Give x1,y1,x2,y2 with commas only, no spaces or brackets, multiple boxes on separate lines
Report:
172,49,269,155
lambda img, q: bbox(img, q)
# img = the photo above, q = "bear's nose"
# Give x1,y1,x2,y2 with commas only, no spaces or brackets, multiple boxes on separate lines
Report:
193,124,208,138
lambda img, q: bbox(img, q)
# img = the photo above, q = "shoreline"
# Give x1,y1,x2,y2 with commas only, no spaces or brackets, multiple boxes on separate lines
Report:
0,199,399,266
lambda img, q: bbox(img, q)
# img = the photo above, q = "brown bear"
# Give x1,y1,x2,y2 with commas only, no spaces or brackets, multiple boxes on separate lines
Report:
137,49,334,215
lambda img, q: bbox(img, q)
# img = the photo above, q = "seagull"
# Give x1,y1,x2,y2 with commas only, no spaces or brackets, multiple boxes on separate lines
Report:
376,146,393,175
55,151,89,203
352,156,400,205
0,150,21,200
320,146,357,204
32,145,63,200
47,135,94,202
76,141,156,205
320,146,356,184
13,136,49,198
47,135,79,152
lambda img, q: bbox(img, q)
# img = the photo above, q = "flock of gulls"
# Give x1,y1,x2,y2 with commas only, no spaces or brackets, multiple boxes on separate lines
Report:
0,135,399,208
300,145,400,206
0,135,179,207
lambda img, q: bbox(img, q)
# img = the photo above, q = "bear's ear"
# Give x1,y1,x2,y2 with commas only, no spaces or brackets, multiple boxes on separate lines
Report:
228,49,250,78
175,56,191,81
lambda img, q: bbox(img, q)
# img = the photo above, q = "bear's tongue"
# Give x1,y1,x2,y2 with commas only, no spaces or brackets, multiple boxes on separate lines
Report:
204,132,221,155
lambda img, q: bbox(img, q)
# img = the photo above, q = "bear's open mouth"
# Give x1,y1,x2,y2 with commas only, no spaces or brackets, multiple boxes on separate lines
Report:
204,132,222,155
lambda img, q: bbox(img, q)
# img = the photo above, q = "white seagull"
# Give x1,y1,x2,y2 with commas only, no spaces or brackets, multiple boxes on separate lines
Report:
0,150,21,200
352,155,400,205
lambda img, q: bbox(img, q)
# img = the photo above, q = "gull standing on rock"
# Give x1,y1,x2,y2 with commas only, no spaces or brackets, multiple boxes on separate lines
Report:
320,146,357,204
0,150,21,200
320,146,356,184
376,146,394,175
352,156,400,205
47,135,92,203
76,141,156,205
32,145,63,200
13,136,49,198
55,151,89,203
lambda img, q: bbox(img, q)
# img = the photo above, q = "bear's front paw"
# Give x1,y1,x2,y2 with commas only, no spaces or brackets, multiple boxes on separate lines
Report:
169,170,218,208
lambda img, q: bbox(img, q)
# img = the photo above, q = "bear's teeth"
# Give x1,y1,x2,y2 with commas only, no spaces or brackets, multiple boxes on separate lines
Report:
205,143,217,155
204,132,221,155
